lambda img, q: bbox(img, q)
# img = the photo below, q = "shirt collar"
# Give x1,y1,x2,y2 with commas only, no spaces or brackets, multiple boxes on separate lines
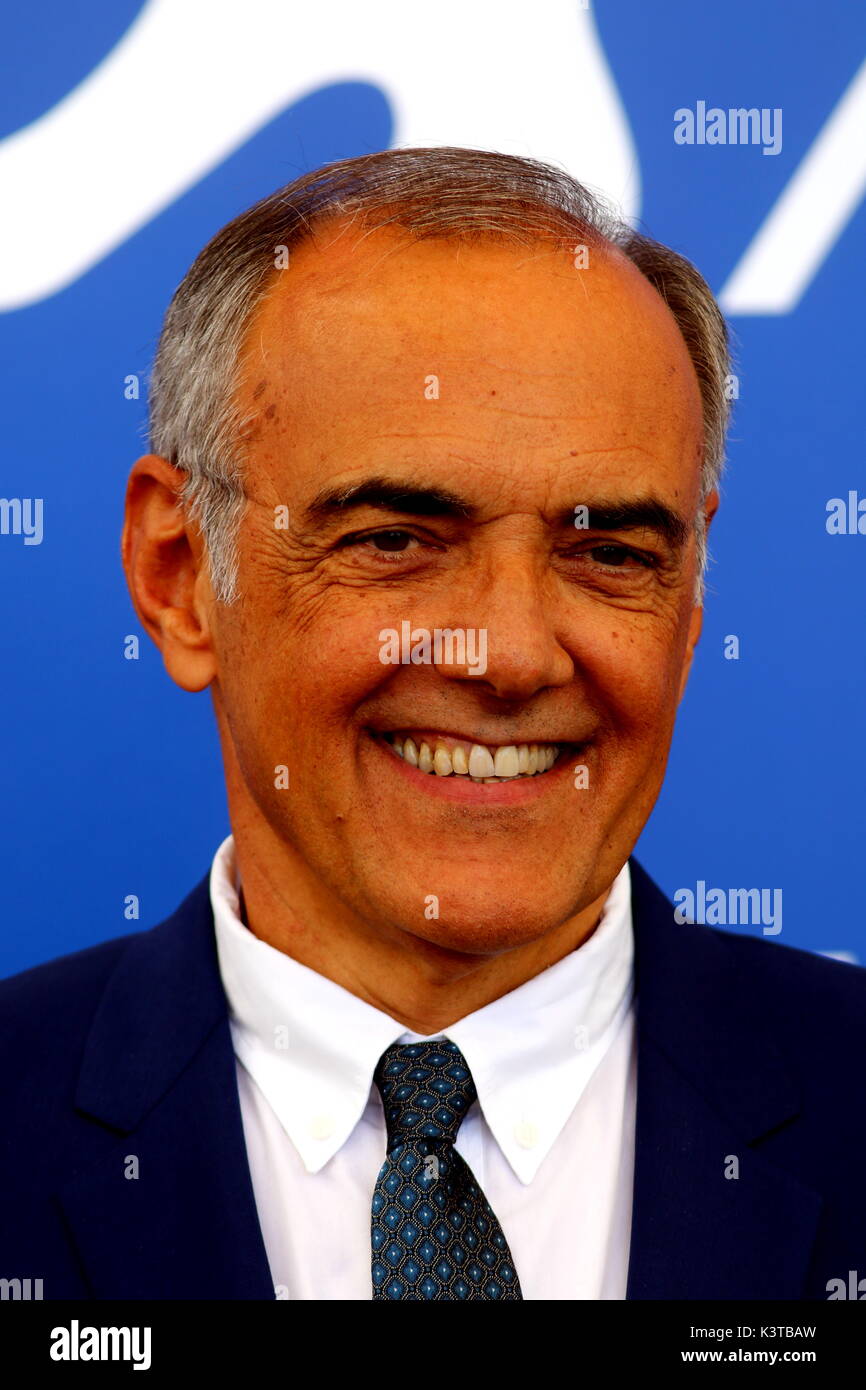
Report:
211,835,633,1184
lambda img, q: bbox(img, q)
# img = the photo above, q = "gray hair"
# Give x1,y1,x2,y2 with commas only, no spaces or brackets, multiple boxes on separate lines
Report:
148,146,731,604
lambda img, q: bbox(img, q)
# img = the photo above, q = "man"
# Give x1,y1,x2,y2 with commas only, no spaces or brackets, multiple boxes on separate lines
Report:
2,147,864,1300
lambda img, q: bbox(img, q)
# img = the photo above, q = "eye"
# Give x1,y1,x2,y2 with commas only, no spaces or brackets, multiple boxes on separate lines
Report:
342,528,416,551
361,530,416,553
337,528,427,563
585,544,655,569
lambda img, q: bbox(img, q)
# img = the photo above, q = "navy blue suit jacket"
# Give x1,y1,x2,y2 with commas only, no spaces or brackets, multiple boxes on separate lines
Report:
2,860,865,1299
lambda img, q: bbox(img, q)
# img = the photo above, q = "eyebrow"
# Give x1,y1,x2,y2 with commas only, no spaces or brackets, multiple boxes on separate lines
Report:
561,498,691,547
303,477,690,546
304,478,476,521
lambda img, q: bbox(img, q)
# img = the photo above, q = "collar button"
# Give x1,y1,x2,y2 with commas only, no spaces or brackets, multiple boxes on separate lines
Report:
513,1120,538,1149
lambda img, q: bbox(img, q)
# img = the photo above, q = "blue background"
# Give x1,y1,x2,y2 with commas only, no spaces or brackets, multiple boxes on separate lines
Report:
2,0,863,974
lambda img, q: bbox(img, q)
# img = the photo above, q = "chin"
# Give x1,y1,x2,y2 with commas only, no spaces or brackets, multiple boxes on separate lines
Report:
400,895,571,957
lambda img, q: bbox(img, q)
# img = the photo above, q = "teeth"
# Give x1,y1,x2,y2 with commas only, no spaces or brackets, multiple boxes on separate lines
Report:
468,744,495,778
433,746,452,776
451,744,469,775
493,745,519,778
385,733,563,782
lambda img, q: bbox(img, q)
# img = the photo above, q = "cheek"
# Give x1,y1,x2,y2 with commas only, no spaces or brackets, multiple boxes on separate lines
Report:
215,600,395,768
581,616,691,739
234,537,424,715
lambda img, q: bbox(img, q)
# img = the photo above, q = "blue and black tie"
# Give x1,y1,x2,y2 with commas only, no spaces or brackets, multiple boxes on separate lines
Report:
371,1040,523,1299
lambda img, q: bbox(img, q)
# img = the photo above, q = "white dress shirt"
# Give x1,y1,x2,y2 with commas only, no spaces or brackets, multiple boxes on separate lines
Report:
210,835,637,1300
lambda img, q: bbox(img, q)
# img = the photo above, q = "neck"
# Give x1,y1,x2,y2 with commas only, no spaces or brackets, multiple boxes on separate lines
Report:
229,828,611,1035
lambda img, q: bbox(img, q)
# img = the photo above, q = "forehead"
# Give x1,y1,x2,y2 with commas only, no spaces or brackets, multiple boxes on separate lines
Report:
235,221,704,508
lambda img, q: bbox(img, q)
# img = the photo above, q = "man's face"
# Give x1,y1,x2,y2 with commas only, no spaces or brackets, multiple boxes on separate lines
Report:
207,224,707,954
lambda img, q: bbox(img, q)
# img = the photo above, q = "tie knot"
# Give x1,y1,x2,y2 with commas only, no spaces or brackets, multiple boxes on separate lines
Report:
373,1040,477,1151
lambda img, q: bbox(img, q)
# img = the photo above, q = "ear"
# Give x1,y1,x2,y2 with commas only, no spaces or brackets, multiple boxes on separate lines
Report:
121,455,217,692
677,489,719,703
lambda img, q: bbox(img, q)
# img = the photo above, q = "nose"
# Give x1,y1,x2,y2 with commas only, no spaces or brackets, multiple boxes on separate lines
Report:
431,551,574,701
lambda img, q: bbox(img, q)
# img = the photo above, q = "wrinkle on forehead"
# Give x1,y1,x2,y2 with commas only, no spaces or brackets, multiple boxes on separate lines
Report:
232,221,705,510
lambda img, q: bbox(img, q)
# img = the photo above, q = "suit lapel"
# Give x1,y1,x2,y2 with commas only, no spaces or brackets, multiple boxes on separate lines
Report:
625,860,823,1298
60,857,824,1298
59,875,274,1299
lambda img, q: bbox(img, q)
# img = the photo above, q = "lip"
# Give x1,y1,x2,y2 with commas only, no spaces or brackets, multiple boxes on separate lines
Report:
367,730,579,806
380,727,565,753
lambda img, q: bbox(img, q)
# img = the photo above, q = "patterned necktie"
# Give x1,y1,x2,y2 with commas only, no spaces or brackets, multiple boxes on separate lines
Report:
371,1040,523,1299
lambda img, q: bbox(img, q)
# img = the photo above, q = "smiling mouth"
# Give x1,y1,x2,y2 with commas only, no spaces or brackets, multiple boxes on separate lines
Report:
381,730,568,783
